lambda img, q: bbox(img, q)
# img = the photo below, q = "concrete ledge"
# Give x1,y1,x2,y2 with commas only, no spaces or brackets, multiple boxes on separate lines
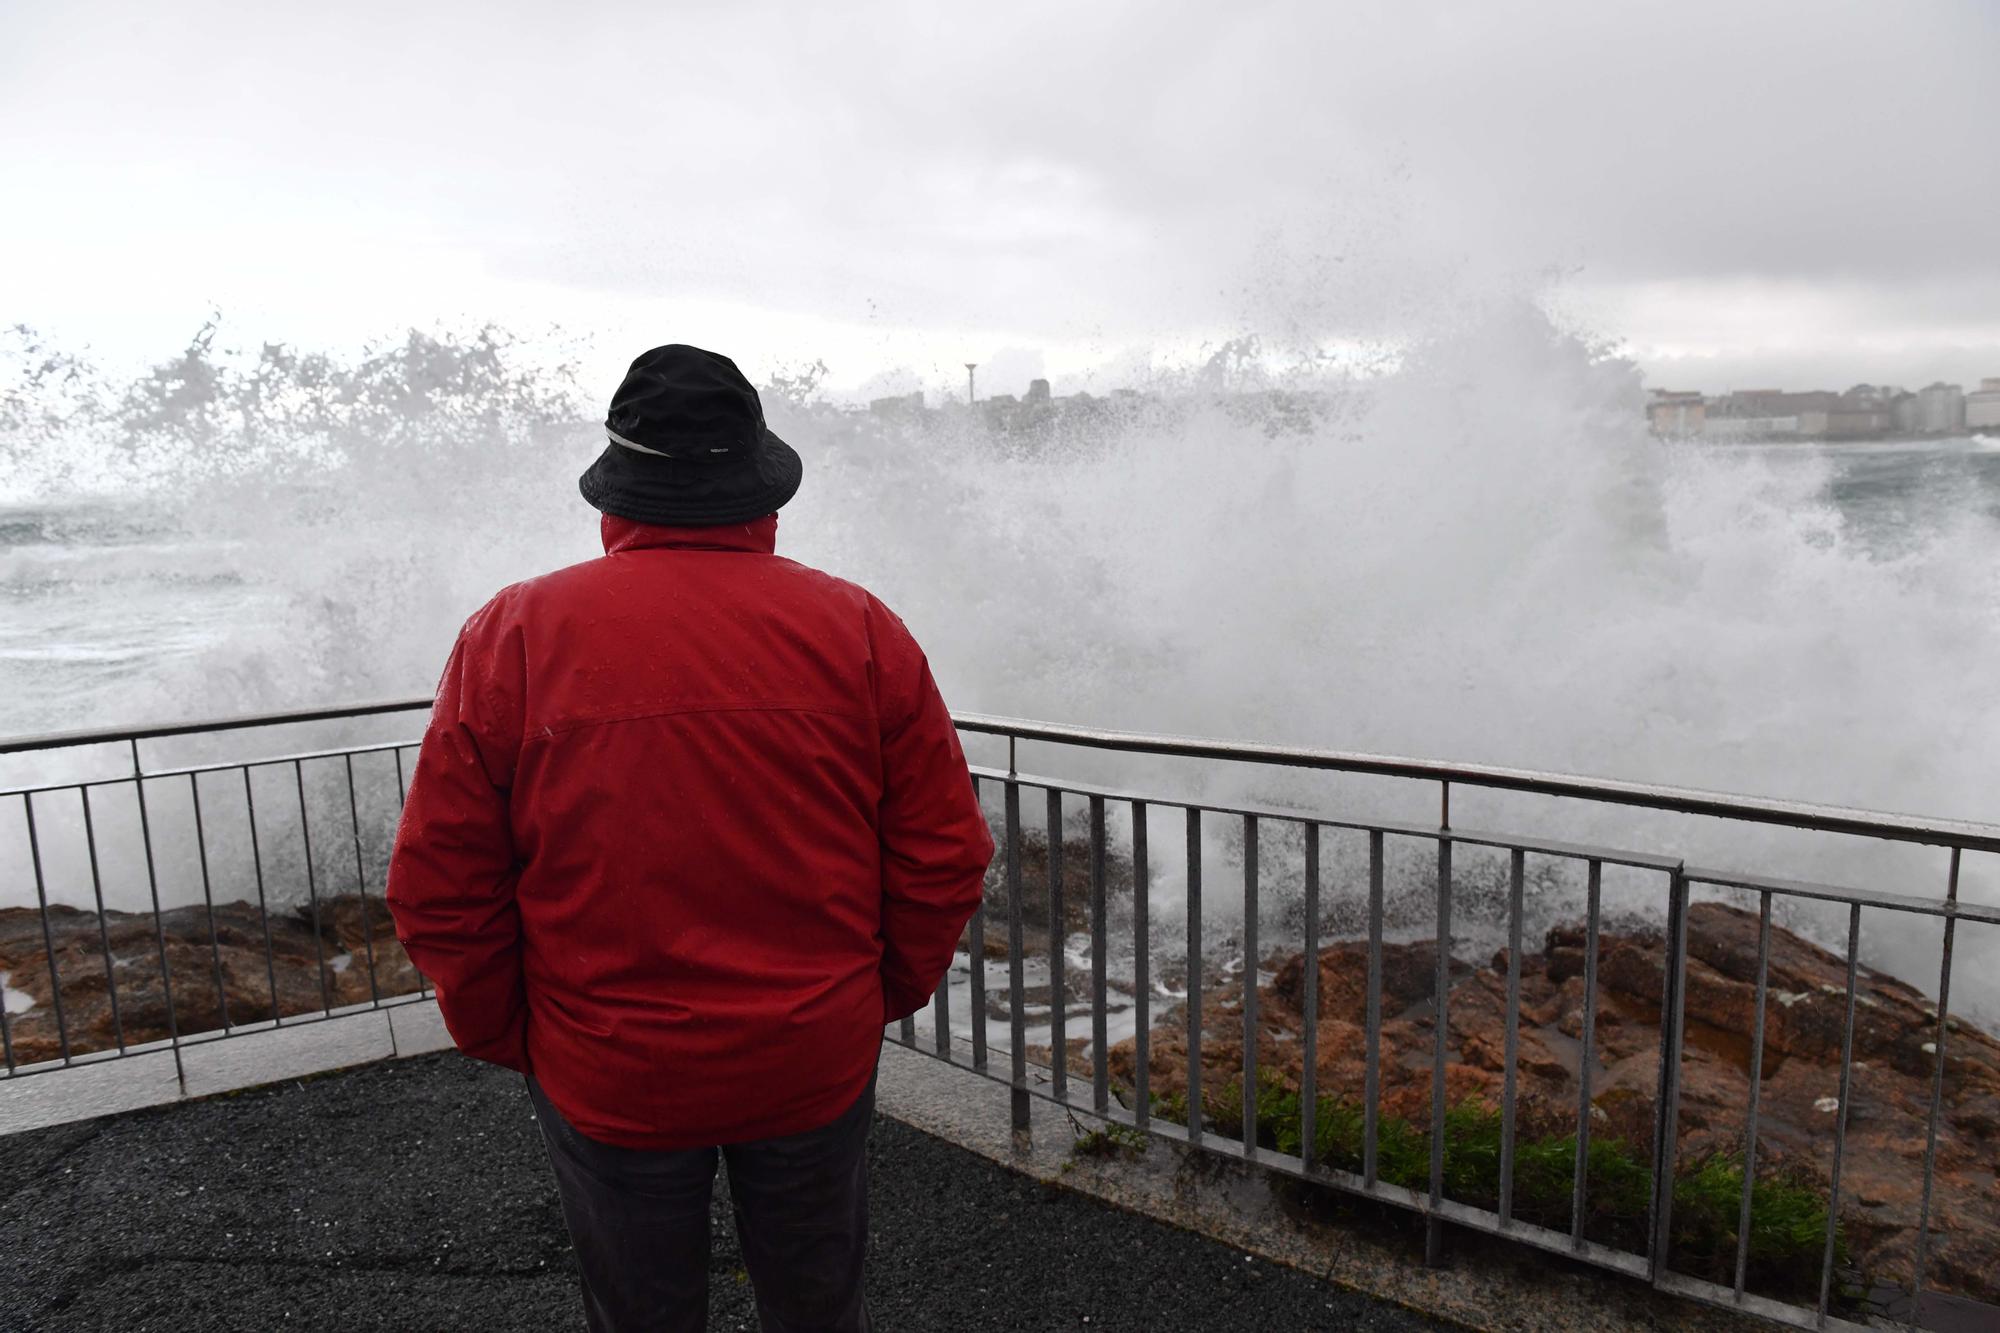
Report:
388,998,454,1056
181,1010,397,1099
0,1049,183,1135
0,999,442,1135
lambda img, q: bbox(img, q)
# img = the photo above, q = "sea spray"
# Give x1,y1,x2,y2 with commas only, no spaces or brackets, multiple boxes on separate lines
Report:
1,308,1996,1024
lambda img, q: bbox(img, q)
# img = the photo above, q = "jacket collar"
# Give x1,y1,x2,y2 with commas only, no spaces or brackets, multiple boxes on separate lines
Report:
601,513,779,556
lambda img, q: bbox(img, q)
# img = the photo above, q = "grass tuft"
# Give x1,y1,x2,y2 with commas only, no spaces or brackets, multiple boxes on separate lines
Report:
1149,1070,1842,1298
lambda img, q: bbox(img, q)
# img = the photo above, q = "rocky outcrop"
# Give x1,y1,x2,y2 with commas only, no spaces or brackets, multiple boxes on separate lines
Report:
1105,902,2000,1306
0,893,418,1064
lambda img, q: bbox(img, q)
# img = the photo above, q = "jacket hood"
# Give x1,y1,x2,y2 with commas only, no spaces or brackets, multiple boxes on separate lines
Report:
600,513,778,556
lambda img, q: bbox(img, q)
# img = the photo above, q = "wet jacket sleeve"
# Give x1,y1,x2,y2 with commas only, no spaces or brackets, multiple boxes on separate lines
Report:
385,609,530,1073
872,605,994,1024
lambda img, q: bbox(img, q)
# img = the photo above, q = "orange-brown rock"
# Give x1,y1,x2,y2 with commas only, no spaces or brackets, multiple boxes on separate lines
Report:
1102,902,2000,1306
0,893,422,1064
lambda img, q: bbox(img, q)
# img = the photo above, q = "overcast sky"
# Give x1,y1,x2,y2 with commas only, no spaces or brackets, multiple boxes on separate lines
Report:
3,0,1997,400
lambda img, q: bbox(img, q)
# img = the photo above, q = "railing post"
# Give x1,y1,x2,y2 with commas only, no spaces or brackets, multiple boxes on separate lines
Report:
1005,778,1029,1138
1426,820,1452,1268
1300,823,1320,1174
1186,808,1204,1145
131,738,185,1091
1132,800,1150,1132
1047,788,1066,1103
1572,860,1604,1250
1649,866,1690,1283
1241,813,1258,1159
1913,847,1961,1303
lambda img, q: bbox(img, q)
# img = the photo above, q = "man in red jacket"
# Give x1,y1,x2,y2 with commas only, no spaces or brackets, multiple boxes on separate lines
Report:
385,344,994,1333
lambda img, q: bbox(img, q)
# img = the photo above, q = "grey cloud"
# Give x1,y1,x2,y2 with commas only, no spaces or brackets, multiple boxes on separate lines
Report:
4,0,1997,371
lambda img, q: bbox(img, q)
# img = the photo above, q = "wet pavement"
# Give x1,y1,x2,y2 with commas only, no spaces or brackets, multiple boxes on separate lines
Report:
0,1051,1449,1332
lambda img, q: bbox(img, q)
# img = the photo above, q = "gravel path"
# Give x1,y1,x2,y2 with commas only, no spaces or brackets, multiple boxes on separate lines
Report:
0,1051,1450,1331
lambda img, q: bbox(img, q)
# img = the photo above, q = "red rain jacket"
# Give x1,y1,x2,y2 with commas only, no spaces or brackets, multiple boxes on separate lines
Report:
385,514,993,1149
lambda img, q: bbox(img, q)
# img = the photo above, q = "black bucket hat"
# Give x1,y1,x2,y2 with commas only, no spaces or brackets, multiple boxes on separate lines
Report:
579,344,803,526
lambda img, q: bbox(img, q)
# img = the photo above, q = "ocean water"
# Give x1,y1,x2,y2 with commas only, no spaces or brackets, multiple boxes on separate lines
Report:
2,311,1997,1022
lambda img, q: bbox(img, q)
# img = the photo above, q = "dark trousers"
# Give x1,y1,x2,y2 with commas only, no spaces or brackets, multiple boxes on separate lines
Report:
526,1070,876,1333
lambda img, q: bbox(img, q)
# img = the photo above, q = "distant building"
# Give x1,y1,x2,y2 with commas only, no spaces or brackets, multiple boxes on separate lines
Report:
1965,378,2000,430
1645,377,1992,441
1710,389,1840,420
1647,390,1706,436
1892,392,1922,435
1702,415,1798,440
1917,382,1966,434
1818,387,1895,438
1025,378,1051,403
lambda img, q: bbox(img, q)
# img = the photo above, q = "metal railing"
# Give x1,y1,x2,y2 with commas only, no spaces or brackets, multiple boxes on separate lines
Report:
2,700,1996,1332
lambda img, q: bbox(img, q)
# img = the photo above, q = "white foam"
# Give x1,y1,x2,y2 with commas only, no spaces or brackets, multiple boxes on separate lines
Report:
1,971,35,1017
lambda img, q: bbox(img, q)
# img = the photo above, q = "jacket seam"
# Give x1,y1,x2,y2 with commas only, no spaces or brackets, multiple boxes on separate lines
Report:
524,699,876,742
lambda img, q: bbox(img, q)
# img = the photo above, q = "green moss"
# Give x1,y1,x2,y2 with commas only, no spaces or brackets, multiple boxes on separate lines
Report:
1147,1071,1841,1296
1071,1121,1151,1160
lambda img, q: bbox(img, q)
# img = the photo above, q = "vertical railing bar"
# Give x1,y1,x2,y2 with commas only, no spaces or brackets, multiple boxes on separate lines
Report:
189,773,229,1034
1733,891,1774,1298
392,744,427,1000
1241,813,1259,1159
897,1011,916,1047
242,768,281,1024
1912,847,1960,1303
1300,823,1321,1174
0,927,13,1071
80,786,126,1051
1089,795,1108,1113
130,739,184,1088
1186,806,1204,1145
1132,800,1150,1132
23,793,71,1064
1006,777,1028,1133
1572,858,1603,1247
930,933,952,1059
1426,828,1452,1266
1364,829,1384,1186
967,898,988,1068
1649,868,1690,1281
342,754,382,1007
969,775,989,1073
1816,904,1862,1323
294,760,333,1015
1048,788,1067,1103
1499,848,1524,1225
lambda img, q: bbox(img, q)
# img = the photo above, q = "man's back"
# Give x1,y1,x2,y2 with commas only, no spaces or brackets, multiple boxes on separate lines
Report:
385,344,990,1331
387,512,993,1149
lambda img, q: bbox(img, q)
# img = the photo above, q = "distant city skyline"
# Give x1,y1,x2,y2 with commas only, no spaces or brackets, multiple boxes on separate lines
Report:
1647,376,2000,440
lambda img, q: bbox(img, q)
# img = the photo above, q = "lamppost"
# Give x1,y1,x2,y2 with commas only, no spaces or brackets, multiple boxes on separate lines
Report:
965,363,977,405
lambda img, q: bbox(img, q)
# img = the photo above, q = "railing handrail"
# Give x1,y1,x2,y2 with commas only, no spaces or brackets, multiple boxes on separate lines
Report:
952,713,2000,853
0,696,436,755
4,699,1996,854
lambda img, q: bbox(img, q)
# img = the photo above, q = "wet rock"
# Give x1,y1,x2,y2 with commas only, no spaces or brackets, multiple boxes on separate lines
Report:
1103,902,2000,1308
979,827,1132,941
0,894,421,1064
